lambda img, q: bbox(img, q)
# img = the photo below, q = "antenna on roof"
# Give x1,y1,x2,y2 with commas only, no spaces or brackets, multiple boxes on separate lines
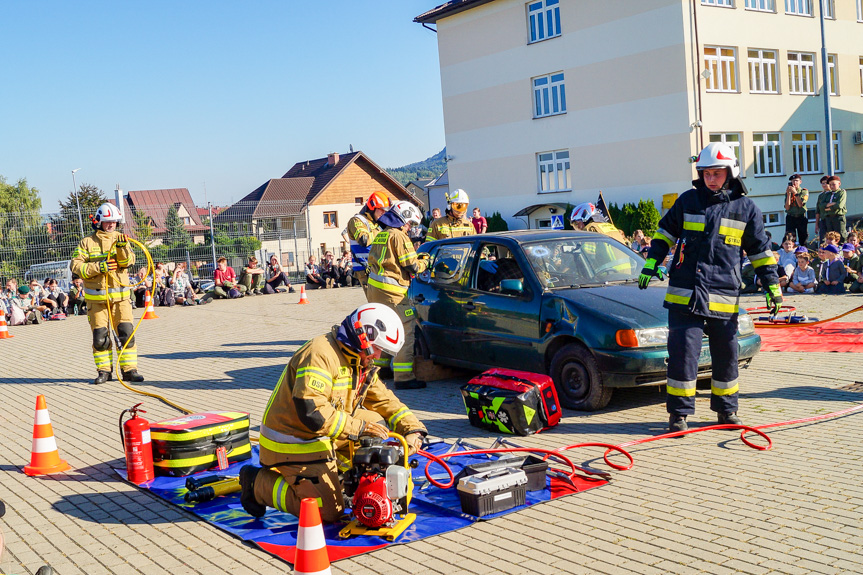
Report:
349,144,354,153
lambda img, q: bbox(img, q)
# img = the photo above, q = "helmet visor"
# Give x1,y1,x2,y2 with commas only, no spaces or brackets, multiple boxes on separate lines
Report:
451,202,468,212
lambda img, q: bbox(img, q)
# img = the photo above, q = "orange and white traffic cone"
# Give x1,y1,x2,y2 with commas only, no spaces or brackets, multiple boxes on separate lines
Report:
24,395,71,477
0,315,13,339
293,498,331,575
142,290,159,319
298,285,310,305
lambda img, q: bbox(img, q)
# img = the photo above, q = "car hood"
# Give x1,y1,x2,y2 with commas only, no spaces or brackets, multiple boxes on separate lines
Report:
552,284,669,329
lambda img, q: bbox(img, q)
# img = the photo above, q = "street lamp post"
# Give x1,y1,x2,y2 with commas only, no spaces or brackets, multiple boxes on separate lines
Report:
71,168,84,237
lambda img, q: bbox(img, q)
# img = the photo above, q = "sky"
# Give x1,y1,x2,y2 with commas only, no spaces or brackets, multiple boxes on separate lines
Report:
0,1,445,212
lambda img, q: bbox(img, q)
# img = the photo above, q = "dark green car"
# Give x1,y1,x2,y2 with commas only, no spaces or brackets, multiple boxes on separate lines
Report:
410,230,761,411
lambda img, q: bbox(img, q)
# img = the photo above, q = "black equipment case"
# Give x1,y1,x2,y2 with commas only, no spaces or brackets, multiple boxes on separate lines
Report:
150,411,252,477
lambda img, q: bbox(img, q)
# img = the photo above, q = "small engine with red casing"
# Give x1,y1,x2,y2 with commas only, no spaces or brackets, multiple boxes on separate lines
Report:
342,437,411,528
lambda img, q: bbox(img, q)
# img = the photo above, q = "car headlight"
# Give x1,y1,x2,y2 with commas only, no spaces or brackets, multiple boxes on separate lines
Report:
737,313,755,335
615,327,669,348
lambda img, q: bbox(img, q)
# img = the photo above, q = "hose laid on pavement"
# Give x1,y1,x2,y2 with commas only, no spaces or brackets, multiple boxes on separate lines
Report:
748,304,863,329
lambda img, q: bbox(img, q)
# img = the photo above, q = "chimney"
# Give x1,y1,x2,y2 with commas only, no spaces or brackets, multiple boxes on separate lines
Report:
327,152,339,167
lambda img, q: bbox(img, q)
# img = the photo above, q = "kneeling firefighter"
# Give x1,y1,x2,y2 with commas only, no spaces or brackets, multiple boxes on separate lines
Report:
638,143,780,432
71,203,145,385
239,303,427,522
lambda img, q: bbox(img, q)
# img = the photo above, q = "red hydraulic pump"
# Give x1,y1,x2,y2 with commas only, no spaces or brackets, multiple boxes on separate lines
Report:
120,403,154,484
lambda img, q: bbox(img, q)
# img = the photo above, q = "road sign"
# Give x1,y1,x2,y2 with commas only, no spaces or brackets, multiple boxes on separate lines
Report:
550,215,564,230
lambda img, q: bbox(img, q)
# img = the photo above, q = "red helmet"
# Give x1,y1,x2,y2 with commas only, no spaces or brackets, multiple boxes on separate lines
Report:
366,192,391,211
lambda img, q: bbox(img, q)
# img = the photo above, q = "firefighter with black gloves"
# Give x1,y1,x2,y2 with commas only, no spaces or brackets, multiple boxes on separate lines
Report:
367,201,428,389
70,203,145,385
238,303,427,522
427,189,475,240
639,143,780,432
345,191,391,294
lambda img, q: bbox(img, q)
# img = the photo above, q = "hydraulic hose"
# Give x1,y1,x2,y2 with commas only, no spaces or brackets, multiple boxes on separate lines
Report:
748,304,863,329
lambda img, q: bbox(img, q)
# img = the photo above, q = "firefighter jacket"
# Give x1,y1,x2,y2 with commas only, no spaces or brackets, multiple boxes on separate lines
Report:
258,330,427,468
427,213,475,241
646,179,778,318
346,209,381,273
70,230,135,304
367,227,427,296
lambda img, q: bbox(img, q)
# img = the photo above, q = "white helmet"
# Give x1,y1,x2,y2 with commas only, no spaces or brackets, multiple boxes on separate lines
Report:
350,303,405,356
446,189,469,205
94,202,123,227
570,202,596,224
389,201,423,227
695,142,739,178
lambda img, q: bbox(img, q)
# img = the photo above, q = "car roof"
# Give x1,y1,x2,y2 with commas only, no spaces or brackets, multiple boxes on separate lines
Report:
429,230,600,244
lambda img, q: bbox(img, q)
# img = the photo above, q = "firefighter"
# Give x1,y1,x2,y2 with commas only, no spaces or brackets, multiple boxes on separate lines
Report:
426,189,475,240
238,303,428,522
70,203,145,385
367,201,428,389
638,143,781,432
344,192,391,294
570,202,627,243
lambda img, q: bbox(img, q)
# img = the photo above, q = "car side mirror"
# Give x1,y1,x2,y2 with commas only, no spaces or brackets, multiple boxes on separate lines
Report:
500,279,524,295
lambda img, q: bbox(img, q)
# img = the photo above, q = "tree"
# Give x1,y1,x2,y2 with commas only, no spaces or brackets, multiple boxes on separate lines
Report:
633,199,661,235
485,211,509,232
164,205,192,249
130,209,154,245
0,176,45,280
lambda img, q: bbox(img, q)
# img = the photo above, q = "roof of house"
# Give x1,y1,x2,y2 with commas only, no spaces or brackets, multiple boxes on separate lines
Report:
414,0,496,23
407,178,434,189
114,188,208,234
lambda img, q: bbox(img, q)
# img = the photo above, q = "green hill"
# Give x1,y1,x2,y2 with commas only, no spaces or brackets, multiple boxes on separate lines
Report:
387,148,446,186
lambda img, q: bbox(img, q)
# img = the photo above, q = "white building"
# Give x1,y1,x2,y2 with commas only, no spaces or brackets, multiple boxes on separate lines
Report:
415,0,863,235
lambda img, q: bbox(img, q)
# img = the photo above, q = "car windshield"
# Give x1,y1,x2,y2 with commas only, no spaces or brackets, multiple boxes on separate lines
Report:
522,237,643,289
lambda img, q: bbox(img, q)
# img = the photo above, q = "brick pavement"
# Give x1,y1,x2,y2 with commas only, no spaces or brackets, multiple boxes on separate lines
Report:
0,287,861,574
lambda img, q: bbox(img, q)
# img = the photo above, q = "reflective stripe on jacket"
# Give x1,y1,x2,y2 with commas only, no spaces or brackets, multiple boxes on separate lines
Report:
367,228,427,295
646,180,778,318
70,231,135,302
426,215,475,241
258,330,426,467
347,211,380,272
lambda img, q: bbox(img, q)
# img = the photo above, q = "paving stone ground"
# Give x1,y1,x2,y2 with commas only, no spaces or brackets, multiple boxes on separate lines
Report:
0,286,861,574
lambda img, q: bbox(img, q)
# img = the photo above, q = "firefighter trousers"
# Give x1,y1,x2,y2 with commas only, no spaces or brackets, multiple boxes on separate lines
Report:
87,299,137,372
666,309,738,416
354,269,369,297
365,288,416,382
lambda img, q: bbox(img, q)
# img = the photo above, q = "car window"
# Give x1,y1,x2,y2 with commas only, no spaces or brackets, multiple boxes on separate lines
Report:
475,243,524,293
523,237,641,288
430,243,474,286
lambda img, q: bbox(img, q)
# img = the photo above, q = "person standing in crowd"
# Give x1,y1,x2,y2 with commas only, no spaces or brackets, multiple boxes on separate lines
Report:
822,176,847,243
366,201,428,389
345,192,390,294
471,208,488,234
264,254,294,294
814,176,831,243
71,203,145,385
638,143,780,432
427,189,475,240
630,229,645,252
784,174,809,248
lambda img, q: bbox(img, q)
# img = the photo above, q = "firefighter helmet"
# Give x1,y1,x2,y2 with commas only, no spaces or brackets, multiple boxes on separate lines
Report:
446,189,469,217
695,142,740,178
570,202,596,225
350,303,405,356
93,203,123,229
365,192,391,212
389,201,423,227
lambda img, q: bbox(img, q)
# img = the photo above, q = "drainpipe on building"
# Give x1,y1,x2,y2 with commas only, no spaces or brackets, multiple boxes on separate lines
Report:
691,0,704,150
818,0,834,176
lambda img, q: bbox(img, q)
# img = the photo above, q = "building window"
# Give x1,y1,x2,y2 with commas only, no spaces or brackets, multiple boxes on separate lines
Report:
832,132,843,172
859,57,863,94
746,0,775,11
788,52,815,95
354,196,363,205
791,132,820,174
533,72,567,117
527,0,561,44
822,0,834,19
762,212,782,225
704,46,738,92
537,219,552,228
709,133,743,168
537,150,571,193
827,54,838,95
785,0,812,16
323,211,338,228
182,217,191,225
702,0,732,5
748,49,778,93
753,132,783,176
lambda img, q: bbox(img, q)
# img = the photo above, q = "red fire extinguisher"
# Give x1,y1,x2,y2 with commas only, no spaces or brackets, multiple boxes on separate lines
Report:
120,403,154,484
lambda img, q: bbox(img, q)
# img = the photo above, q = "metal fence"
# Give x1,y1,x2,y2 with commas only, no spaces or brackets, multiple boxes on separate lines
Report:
0,200,340,287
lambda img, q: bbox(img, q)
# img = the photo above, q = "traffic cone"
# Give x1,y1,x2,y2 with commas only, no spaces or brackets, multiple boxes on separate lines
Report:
0,315,13,339
298,285,310,305
24,395,71,477
142,290,159,319
293,498,331,575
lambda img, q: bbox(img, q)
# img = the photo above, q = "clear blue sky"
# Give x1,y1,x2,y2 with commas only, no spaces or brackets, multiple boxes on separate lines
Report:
0,1,444,211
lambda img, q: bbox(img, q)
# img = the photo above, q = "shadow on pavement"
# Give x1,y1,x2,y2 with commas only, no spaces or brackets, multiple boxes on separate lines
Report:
220,341,307,347
52,492,195,525
742,385,863,402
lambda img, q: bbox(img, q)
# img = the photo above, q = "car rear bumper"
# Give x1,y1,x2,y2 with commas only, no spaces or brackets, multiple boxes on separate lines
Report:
593,333,762,388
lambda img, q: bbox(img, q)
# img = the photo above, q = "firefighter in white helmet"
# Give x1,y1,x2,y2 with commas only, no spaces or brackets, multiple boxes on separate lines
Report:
367,201,429,389
639,142,780,432
427,188,475,240
570,202,627,243
239,303,427,521
70,203,145,385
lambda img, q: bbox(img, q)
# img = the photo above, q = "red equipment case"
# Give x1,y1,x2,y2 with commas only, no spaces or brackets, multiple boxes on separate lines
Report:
460,368,561,435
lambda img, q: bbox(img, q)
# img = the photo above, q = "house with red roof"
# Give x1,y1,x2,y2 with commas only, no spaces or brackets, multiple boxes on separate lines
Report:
114,188,209,246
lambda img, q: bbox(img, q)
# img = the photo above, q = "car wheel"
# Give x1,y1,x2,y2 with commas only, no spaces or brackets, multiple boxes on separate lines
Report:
550,343,613,411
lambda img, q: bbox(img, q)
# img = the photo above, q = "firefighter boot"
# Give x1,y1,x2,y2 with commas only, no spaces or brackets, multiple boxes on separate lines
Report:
92,370,112,385
718,412,743,425
239,465,267,518
121,369,145,383
668,414,688,433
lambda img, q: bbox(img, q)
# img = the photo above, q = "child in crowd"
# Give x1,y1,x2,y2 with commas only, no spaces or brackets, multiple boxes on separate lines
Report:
776,239,797,278
788,249,816,294
843,243,860,289
825,231,842,249
69,277,87,315
815,244,846,294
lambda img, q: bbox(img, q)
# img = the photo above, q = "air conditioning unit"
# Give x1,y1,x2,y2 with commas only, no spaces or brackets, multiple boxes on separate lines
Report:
854,131,863,145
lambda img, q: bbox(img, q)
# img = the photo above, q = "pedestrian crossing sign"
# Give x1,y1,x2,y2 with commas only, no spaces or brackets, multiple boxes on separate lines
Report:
550,215,564,230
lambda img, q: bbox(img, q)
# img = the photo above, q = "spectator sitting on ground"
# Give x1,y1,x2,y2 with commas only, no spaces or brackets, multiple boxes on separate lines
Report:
41,278,69,315
815,245,846,294
765,231,780,252
847,231,862,255
756,254,788,292
264,255,294,294
639,237,650,257
825,231,842,249
842,244,860,288
240,256,266,295
305,255,325,289
170,262,207,306
320,252,340,289
9,285,46,325
777,239,798,278
132,266,151,307
212,257,247,299
2,278,17,301
848,245,863,293
69,277,86,315
630,229,645,252
336,251,355,286
788,250,817,294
